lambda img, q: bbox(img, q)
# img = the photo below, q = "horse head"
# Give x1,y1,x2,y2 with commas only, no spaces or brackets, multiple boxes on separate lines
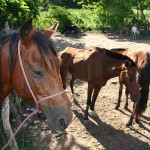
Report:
11,19,72,132
119,60,140,102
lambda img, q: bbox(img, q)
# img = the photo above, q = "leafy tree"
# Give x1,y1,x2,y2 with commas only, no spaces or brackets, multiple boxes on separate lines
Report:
74,0,135,31
0,0,39,29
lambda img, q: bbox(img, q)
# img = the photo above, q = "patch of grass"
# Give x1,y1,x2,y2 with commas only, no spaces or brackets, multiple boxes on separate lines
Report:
0,114,37,149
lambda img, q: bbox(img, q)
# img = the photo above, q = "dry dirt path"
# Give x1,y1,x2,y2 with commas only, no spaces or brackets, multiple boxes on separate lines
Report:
33,32,150,150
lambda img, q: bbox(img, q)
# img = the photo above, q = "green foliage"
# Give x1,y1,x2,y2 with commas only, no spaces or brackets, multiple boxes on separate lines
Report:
68,8,100,31
0,0,39,29
35,6,72,30
1,0,150,32
0,112,37,150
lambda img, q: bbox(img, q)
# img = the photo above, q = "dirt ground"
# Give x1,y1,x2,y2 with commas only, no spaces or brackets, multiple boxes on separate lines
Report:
31,32,150,150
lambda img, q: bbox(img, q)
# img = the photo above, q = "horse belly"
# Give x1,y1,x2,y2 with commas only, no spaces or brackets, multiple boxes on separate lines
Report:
68,61,88,81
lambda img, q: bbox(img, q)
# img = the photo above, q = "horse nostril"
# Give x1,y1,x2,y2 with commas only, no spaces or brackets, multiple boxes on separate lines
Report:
59,118,67,129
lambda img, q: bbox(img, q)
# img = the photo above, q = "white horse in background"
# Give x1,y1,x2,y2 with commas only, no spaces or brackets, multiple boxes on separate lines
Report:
131,26,140,39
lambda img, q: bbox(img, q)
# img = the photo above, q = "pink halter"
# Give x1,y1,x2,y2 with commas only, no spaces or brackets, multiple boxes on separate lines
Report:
2,40,65,150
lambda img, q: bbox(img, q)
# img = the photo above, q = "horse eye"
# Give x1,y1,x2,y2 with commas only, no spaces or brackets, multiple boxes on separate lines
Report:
32,70,43,78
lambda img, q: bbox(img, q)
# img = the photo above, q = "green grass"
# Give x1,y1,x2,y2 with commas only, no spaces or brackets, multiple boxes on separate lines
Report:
0,116,37,149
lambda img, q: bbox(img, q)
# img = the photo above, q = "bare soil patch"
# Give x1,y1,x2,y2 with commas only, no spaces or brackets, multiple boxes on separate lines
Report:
15,32,150,150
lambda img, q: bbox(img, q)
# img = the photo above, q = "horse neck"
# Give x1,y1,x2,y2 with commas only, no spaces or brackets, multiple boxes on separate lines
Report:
106,59,124,79
0,42,12,100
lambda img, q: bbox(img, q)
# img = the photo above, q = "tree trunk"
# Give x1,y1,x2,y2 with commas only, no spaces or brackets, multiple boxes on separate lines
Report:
2,96,18,150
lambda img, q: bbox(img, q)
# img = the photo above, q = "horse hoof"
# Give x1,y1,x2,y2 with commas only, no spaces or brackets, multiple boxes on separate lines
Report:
89,110,98,117
124,106,128,110
135,120,140,124
83,119,90,124
126,122,132,127
115,106,119,110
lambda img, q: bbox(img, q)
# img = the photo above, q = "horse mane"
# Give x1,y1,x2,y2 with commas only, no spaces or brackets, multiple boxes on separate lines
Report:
0,31,57,92
138,53,150,114
94,47,136,66
111,48,128,51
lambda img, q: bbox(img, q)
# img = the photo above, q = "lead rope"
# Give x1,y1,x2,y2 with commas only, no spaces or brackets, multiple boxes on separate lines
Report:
2,41,65,150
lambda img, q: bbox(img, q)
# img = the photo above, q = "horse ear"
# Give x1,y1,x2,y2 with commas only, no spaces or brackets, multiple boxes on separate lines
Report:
48,22,59,31
43,22,59,38
19,19,34,47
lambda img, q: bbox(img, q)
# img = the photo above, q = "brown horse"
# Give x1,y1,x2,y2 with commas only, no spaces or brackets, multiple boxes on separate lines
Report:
120,25,129,36
59,47,140,125
111,48,150,126
0,19,72,132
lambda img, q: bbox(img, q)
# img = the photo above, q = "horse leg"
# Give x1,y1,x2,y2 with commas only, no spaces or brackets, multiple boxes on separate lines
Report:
126,115,133,127
135,114,141,124
134,100,140,124
126,100,140,126
60,66,68,90
70,75,76,94
84,84,93,121
124,88,129,110
90,86,101,110
89,86,101,117
70,75,77,100
115,83,123,110
2,96,18,150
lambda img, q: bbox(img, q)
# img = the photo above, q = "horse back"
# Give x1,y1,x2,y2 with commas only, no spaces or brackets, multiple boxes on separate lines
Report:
59,47,96,81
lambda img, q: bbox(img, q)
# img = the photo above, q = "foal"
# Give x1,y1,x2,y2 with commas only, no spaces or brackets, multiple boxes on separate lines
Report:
111,48,150,126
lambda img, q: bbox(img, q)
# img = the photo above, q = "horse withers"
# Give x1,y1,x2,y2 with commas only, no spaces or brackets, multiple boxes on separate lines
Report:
0,19,72,132
111,48,150,126
58,47,140,126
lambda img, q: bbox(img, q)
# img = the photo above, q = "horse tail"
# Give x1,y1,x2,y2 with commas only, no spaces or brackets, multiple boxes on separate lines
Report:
138,53,150,114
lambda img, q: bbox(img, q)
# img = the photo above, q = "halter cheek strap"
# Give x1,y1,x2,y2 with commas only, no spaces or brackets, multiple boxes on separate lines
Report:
2,40,65,150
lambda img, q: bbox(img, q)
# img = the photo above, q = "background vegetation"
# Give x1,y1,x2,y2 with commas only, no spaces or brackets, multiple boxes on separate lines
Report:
0,0,150,32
